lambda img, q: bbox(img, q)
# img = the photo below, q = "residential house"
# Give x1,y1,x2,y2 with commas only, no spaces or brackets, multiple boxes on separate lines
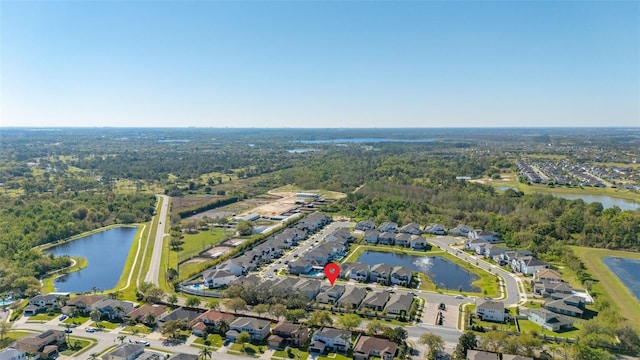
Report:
424,224,446,235
340,263,369,282
534,281,573,298
288,259,313,275
400,223,422,235
518,257,549,275
158,307,200,327
394,233,412,247
468,230,501,243
103,343,144,360
385,293,413,316
271,321,310,348
296,279,322,300
325,228,354,243
310,328,352,353
94,299,136,320
484,244,508,259
353,336,398,360
0,348,26,360
14,330,65,360
390,266,412,286
370,264,392,285
227,317,271,341
126,304,167,325
65,294,107,314
317,242,347,261
29,294,62,310
355,221,375,232
409,235,428,250
378,232,396,245
448,224,473,237
316,285,345,304
305,249,330,265
544,295,585,317
217,260,248,277
377,222,398,233
364,230,379,244
466,350,500,360
464,239,489,252
474,243,487,256
527,308,574,332
337,286,367,309
475,300,506,323
203,269,236,288
534,269,563,283
191,310,235,337
361,292,389,312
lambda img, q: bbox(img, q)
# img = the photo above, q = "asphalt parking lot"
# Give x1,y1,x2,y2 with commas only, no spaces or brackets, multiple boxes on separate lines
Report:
422,301,459,329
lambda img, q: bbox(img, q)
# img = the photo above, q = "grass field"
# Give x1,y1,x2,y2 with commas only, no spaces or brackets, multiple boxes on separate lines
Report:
228,343,265,357
273,347,309,360
177,228,228,261
193,334,224,348
570,246,640,332
91,321,121,330
121,324,153,335
61,339,93,355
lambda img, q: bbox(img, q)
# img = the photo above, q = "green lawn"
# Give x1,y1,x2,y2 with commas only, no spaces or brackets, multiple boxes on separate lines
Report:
517,319,581,339
27,313,57,321
228,343,265,357
273,347,309,360
317,353,352,360
1,331,33,347
121,324,153,335
193,334,224,348
570,246,640,333
91,320,121,330
64,316,90,326
178,228,227,261
60,339,92,355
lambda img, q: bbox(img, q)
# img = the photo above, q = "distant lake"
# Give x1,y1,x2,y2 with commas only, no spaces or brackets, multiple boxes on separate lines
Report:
296,138,435,144
602,257,640,302
357,251,480,292
46,227,138,293
549,193,640,211
287,148,318,153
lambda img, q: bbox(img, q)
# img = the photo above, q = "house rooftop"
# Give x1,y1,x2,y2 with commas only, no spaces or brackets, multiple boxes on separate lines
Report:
354,336,398,356
106,343,144,358
477,300,504,311
230,317,271,330
314,327,351,340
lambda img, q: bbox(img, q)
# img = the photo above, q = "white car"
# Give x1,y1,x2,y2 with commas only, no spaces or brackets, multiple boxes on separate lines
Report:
455,295,464,299
136,340,150,346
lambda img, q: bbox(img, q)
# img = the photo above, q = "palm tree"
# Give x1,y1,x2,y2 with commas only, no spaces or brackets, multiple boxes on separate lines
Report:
144,313,156,327
113,305,125,321
117,335,127,344
0,321,12,343
199,346,212,359
90,309,102,322
91,286,100,295
88,353,98,360
217,320,230,335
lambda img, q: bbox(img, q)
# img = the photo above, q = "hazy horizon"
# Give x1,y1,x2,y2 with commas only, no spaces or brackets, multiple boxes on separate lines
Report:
2,1,638,128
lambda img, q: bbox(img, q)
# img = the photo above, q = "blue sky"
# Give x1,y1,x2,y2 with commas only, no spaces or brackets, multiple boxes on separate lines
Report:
1,1,638,128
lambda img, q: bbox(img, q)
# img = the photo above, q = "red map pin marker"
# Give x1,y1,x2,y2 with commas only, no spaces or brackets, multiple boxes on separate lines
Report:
324,262,340,286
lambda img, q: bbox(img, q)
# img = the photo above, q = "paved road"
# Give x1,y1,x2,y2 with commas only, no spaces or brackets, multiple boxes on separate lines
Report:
428,236,523,306
145,195,170,285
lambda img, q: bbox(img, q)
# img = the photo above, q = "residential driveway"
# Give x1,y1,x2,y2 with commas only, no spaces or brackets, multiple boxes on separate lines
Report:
422,301,457,328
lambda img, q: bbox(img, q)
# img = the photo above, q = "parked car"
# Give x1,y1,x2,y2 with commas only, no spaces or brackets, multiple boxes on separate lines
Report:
58,315,67,321
85,327,95,333
64,328,72,333
455,295,464,299
136,340,150,346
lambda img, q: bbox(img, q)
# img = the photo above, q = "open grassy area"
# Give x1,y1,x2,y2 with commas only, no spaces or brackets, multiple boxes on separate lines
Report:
517,319,581,339
570,246,640,332
27,313,57,321
121,324,153,335
91,320,121,330
228,343,265,357
61,339,93,355
112,222,148,300
317,353,351,360
273,347,309,360
193,334,224,348
64,316,90,326
2,331,34,346
177,228,227,262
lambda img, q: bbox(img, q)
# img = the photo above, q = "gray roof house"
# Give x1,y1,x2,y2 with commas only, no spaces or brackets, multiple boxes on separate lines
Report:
227,317,271,341
340,262,369,282
370,264,393,285
409,235,428,250
448,224,473,237
377,222,398,233
385,293,413,315
310,328,352,354
390,266,412,286
355,220,376,231
361,291,389,312
400,222,422,235
394,233,412,247
364,230,379,244
103,343,144,360
337,286,367,309
288,258,313,275
527,308,574,332
378,232,396,245
424,223,446,235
